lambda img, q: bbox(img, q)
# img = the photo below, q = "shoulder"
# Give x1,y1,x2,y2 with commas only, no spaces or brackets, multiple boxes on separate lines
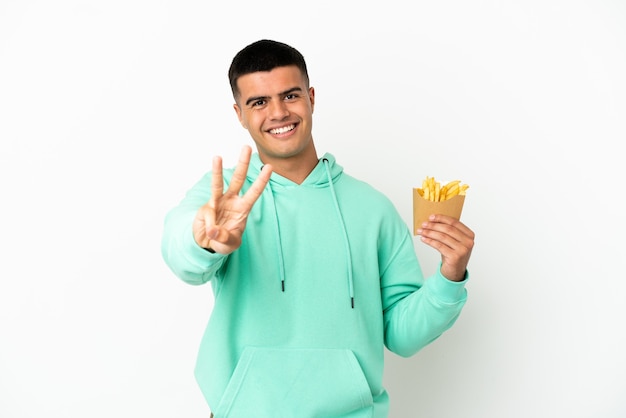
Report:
335,173,403,225
338,173,394,205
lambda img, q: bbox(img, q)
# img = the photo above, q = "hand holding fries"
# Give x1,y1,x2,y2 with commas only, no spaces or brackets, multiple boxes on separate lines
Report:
413,175,474,282
418,213,475,282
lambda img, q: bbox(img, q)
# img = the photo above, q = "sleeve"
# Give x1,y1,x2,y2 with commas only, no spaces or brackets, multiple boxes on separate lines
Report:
380,224,468,358
160,172,228,285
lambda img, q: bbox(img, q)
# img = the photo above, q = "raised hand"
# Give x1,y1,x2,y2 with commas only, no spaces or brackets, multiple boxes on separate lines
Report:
417,214,475,282
193,145,273,254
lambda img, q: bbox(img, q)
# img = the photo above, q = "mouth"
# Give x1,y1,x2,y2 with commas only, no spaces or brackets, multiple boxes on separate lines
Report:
268,124,296,135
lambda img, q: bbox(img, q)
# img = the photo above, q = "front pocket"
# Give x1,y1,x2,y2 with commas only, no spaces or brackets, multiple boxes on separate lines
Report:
214,347,374,418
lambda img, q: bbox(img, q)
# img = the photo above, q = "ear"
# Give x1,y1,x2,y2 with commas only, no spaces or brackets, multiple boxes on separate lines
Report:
308,87,315,113
233,103,247,129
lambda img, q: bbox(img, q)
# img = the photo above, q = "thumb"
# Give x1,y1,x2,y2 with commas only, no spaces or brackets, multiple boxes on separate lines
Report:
206,225,219,241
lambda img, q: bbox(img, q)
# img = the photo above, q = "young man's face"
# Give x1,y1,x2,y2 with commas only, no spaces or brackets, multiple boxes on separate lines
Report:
233,65,315,165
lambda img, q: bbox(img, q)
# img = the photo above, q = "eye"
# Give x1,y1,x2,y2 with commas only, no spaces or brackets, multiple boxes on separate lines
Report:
284,93,299,101
251,99,266,107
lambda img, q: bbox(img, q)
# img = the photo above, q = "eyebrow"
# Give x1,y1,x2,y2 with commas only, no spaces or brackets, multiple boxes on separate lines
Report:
244,87,303,106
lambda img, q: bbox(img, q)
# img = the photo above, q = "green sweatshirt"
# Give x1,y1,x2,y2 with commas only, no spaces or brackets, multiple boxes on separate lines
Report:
161,153,468,418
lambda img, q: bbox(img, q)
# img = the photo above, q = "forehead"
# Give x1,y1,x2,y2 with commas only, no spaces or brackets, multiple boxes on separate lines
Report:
236,65,307,98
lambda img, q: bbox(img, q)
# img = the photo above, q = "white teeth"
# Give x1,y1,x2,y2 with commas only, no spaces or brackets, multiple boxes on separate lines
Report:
270,125,295,134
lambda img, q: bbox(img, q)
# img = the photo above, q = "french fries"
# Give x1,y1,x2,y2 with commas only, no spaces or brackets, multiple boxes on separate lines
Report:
416,176,469,202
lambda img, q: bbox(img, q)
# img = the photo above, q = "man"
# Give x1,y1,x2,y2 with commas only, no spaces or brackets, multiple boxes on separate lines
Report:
161,39,474,418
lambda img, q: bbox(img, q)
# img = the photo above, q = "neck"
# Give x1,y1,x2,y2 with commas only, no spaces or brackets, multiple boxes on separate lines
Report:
260,145,319,185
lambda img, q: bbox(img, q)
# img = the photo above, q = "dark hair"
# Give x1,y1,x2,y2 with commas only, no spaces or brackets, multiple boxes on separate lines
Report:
228,39,309,99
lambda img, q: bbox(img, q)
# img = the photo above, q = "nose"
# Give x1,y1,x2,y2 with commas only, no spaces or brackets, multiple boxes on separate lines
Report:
268,99,289,120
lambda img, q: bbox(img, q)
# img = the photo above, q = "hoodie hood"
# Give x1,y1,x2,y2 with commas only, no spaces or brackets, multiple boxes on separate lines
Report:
246,152,355,308
248,152,344,188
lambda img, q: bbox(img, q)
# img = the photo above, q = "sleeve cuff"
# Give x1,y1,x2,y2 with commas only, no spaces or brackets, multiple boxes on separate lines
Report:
185,226,225,263
428,267,469,304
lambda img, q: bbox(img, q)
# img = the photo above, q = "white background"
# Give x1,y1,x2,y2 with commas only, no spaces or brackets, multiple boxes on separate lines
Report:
1,1,625,417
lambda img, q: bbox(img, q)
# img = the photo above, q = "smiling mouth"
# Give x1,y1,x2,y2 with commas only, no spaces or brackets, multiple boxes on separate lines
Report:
269,124,295,135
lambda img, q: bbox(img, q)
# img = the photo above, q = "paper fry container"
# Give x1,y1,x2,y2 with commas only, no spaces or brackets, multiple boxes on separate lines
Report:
413,189,465,235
